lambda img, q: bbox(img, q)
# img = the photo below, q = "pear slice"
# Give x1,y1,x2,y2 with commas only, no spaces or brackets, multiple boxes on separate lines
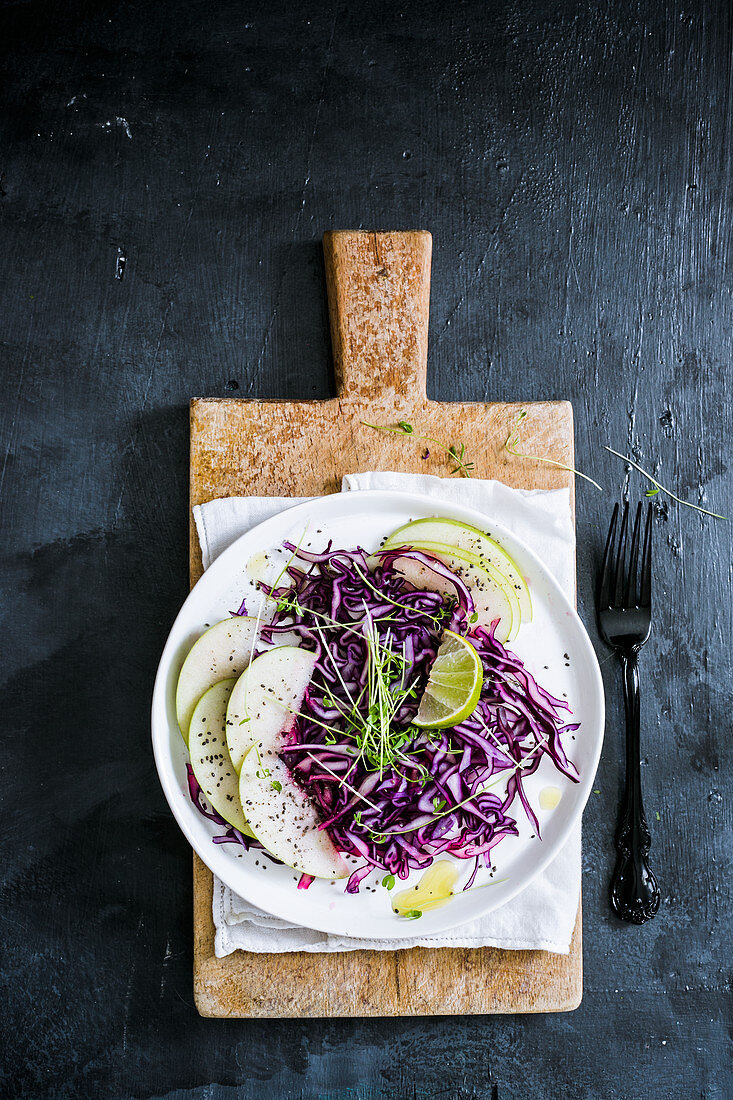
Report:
225,646,317,772
391,548,516,643
188,679,253,836
238,748,349,880
176,616,259,743
383,517,532,622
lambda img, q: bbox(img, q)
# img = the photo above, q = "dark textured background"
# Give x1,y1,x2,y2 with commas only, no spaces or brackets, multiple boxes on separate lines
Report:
1,1,731,1097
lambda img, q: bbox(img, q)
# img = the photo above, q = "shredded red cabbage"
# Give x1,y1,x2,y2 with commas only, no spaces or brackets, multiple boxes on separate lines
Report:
186,542,580,894
266,543,578,893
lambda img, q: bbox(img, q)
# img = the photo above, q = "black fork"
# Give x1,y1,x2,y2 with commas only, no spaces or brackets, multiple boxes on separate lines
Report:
597,502,660,923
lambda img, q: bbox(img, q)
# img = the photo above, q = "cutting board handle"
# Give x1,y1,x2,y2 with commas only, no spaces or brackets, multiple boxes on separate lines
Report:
323,230,432,406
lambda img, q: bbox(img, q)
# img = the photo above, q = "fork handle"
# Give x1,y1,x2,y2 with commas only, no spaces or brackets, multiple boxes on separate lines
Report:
610,649,661,923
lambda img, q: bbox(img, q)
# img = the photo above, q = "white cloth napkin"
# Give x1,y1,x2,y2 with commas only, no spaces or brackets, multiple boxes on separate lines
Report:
193,472,580,956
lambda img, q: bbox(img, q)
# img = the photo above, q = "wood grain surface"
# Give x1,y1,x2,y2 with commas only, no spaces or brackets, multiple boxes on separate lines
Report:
190,230,580,1018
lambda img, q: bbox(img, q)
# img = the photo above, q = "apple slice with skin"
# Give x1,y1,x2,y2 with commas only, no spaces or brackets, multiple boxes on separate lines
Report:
188,679,253,836
383,517,532,622
176,616,259,744
225,646,317,772
391,549,517,643
392,540,522,641
238,747,350,880
402,538,530,624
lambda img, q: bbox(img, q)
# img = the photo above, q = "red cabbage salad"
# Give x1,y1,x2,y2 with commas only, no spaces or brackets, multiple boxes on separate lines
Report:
178,516,580,906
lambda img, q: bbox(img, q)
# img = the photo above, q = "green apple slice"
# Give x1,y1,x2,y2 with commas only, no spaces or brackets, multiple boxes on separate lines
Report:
392,540,522,640
390,550,516,643
383,517,532,622
238,748,349,880
225,646,317,772
176,616,259,744
188,679,253,836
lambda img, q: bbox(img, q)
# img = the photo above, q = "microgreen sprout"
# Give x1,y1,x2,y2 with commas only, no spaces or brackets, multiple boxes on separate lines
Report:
361,421,474,477
382,874,395,890
505,409,603,490
253,743,270,780
282,592,441,793
460,877,509,894
605,446,727,519
448,442,474,476
353,606,432,778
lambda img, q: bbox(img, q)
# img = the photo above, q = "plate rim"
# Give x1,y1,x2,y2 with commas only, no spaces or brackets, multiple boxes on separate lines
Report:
151,488,604,939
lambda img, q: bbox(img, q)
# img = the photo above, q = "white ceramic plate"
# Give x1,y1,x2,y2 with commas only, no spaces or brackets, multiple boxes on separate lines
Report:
152,490,604,938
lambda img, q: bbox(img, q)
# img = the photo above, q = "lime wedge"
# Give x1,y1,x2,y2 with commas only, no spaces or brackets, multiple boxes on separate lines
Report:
414,631,483,728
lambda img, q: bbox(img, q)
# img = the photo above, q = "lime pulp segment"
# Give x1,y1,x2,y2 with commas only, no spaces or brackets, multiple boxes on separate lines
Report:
414,630,483,728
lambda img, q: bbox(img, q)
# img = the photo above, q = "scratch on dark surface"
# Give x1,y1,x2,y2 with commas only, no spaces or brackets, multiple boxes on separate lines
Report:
0,302,35,501
249,300,280,394
160,936,173,999
434,174,525,345
111,112,221,522
562,97,581,339
562,217,576,338
121,920,143,1054
298,2,339,215
139,209,193,407
621,337,643,499
247,7,339,397
121,971,134,1053
569,231,581,294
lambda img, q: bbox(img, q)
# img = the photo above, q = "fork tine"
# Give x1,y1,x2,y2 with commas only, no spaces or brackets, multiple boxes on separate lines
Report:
640,502,653,607
613,502,629,607
598,502,619,609
624,502,643,607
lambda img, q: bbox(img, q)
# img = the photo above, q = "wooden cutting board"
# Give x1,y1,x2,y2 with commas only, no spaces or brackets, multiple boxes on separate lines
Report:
189,230,581,1017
